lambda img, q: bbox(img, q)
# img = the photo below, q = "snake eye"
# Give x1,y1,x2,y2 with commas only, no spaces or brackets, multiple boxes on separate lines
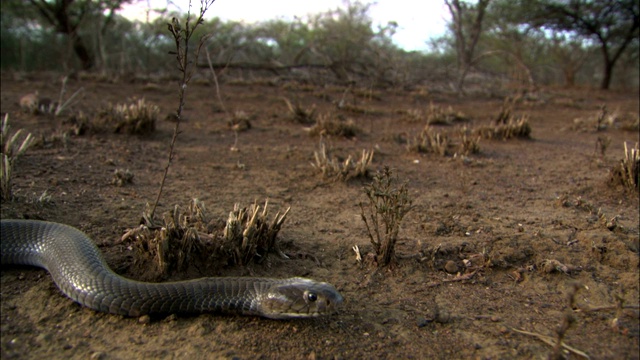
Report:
306,292,318,302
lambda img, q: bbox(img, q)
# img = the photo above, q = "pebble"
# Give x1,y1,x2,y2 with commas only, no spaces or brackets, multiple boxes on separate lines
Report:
444,260,458,274
416,317,430,328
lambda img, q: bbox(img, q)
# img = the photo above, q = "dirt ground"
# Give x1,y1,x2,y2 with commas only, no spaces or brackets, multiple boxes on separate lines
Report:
1,72,638,359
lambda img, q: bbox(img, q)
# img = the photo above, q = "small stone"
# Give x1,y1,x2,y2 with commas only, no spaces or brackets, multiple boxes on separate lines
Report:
444,260,458,274
416,317,430,328
436,310,451,324
138,315,151,324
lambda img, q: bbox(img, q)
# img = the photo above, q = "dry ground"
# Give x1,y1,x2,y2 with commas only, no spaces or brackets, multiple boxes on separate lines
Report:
1,72,639,359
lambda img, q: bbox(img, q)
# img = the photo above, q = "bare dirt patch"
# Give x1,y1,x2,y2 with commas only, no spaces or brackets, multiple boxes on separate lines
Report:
1,73,639,359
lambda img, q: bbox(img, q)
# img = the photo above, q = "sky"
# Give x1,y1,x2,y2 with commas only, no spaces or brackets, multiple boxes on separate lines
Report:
118,0,451,52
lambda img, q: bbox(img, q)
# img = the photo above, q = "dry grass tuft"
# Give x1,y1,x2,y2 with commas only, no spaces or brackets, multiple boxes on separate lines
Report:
312,142,374,181
475,115,531,140
124,198,291,277
473,96,531,140
609,142,639,191
283,97,316,124
112,169,134,187
398,103,469,125
98,98,159,135
227,111,252,132
458,127,481,155
222,200,290,266
425,102,469,125
0,114,34,200
309,113,359,138
406,125,451,156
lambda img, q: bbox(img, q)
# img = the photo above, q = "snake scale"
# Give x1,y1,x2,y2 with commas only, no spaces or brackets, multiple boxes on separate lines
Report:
0,219,343,319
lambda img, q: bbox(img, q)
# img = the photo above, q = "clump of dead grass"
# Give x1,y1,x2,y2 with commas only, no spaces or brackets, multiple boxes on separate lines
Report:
425,102,469,125
309,113,359,138
312,141,374,181
123,199,291,277
283,97,316,124
0,114,34,200
474,97,531,140
398,103,469,125
475,115,531,140
406,125,451,156
359,167,413,267
222,200,290,265
98,98,159,135
227,110,252,132
609,142,639,191
570,104,639,132
458,127,481,155
112,168,134,187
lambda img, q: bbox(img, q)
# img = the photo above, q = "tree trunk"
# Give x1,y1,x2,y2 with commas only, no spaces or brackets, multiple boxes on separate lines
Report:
71,33,94,70
600,60,613,90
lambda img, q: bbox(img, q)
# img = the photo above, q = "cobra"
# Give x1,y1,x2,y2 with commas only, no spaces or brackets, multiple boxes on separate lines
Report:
1,220,343,319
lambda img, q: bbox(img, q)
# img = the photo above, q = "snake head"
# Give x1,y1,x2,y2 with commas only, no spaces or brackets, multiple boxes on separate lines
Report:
259,277,343,319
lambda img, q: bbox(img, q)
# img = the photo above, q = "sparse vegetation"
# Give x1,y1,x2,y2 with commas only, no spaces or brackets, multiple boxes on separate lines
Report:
99,98,159,135
0,114,34,200
312,141,374,181
149,0,215,219
473,98,532,140
359,167,413,267
283,97,316,124
398,103,469,125
425,102,470,125
222,200,291,266
609,142,639,191
458,127,481,155
124,198,291,276
309,113,359,138
227,110,252,132
406,125,451,156
475,115,531,140
112,168,134,187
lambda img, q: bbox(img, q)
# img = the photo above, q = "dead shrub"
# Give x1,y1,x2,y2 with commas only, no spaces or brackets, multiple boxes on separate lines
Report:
359,167,413,267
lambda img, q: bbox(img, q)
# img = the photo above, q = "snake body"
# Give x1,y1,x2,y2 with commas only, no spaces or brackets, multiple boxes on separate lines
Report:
0,220,343,319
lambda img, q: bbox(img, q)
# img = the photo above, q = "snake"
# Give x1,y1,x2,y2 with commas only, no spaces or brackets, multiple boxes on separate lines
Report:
0,219,343,319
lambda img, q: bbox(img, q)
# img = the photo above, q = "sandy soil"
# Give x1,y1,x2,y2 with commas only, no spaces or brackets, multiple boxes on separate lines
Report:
1,72,638,359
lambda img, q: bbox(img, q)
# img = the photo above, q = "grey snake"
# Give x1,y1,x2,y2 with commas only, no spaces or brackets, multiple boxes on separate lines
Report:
0,219,343,319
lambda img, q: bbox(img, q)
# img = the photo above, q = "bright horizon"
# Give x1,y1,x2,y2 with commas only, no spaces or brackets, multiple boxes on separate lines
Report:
118,0,450,52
